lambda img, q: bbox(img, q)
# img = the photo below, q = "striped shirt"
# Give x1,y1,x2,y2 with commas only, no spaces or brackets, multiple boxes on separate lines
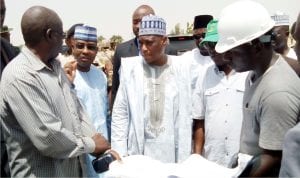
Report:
0,47,96,177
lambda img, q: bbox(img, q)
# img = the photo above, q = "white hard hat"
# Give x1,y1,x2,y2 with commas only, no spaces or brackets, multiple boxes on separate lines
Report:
215,0,275,53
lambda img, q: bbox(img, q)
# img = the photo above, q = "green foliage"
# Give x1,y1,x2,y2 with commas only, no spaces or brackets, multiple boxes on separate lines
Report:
169,22,193,35
97,35,106,43
186,22,194,34
110,35,123,44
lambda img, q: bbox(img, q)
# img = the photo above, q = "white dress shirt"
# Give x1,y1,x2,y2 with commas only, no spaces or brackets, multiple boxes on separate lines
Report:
192,65,248,167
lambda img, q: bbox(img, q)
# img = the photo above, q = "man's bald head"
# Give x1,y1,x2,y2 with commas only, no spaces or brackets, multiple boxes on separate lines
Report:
132,5,155,17
21,6,62,47
132,5,155,37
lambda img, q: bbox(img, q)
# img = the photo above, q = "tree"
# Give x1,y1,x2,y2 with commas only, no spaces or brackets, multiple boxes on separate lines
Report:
186,22,194,34
97,35,105,43
169,22,192,35
110,35,123,45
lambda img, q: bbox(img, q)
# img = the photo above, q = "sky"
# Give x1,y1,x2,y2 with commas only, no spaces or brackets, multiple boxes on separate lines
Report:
4,0,300,46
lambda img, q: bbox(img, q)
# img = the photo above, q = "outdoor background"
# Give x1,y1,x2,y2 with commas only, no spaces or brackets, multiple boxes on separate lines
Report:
5,0,300,46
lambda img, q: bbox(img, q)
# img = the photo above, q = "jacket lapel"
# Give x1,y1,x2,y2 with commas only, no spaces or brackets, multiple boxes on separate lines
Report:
129,38,139,56
128,57,144,154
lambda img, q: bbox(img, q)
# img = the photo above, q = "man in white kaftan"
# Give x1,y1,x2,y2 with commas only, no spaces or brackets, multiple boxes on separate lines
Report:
111,15,192,163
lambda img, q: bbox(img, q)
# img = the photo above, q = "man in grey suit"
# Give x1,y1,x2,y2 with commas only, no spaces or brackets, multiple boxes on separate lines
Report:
111,5,176,110
0,6,110,177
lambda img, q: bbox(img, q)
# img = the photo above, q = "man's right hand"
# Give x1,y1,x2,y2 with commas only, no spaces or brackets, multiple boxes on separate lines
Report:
63,61,77,83
91,133,111,157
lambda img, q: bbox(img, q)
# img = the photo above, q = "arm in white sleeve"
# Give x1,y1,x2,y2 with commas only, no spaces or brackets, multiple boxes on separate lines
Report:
111,70,129,156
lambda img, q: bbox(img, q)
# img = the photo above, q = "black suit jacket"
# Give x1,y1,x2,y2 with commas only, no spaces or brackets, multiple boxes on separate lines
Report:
0,38,19,79
111,37,177,109
0,37,19,177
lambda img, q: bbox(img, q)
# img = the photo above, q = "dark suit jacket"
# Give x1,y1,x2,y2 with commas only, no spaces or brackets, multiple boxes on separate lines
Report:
111,37,177,109
1,38,20,78
0,37,19,177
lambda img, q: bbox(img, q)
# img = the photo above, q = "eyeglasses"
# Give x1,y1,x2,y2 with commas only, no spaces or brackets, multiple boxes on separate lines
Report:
203,42,217,50
52,30,66,39
75,43,98,51
193,33,206,40
202,42,217,55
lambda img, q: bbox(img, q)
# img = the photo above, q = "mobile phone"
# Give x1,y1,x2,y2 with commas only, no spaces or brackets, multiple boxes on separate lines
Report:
92,152,116,173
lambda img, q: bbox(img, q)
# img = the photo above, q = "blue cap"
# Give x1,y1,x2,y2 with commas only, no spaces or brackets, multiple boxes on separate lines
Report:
74,25,97,42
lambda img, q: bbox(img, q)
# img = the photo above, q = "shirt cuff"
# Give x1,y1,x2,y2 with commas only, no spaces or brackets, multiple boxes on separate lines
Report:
111,140,127,157
193,116,205,120
83,137,96,154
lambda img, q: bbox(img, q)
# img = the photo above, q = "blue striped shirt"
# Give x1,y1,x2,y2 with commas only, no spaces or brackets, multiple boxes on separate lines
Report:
0,47,96,177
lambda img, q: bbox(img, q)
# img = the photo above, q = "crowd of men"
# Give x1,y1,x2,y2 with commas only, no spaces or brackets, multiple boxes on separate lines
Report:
1,0,300,177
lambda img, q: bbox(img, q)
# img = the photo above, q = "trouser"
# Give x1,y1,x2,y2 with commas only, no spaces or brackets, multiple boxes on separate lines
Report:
1,139,10,177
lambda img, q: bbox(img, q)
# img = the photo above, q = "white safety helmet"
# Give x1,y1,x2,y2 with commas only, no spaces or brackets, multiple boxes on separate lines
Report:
215,0,275,53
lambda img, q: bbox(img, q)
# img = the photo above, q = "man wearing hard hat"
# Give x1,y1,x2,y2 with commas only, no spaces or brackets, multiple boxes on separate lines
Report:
215,0,300,177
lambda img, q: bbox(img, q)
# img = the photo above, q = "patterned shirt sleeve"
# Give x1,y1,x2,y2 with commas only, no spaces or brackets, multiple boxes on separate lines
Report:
2,77,95,158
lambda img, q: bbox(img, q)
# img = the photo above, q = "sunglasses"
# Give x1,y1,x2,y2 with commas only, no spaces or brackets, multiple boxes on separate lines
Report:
52,30,66,39
199,42,217,55
193,33,206,40
75,43,98,51
203,42,217,50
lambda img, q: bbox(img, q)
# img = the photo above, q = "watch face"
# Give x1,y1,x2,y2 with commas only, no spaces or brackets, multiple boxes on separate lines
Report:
92,153,115,173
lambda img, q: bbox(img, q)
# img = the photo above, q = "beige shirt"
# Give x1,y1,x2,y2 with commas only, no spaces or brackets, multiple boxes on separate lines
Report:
240,57,300,155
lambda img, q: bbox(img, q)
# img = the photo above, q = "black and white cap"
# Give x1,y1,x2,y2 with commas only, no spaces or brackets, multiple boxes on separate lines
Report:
139,15,166,36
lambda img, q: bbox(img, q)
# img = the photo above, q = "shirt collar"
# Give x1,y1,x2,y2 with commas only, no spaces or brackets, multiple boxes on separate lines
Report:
213,65,225,76
213,65,236,77
135,38,142,56
22,46,60,72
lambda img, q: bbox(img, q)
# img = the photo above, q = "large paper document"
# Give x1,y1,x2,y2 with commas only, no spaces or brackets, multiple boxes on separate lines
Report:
104,153,253,178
